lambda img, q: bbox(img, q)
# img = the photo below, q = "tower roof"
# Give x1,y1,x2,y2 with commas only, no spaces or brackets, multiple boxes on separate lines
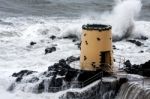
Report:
82,24,112,31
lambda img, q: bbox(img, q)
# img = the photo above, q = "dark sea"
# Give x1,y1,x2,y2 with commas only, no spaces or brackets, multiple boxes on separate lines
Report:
0,0,149,20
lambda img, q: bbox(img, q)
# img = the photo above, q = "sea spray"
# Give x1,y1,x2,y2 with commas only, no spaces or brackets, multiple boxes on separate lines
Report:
101,0,142,41
59,0,143,41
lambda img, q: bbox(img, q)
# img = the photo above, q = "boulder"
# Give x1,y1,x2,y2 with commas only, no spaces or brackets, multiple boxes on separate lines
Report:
12,70,35,77
66,56,80,64
50,35,56,40
12,70,36,82
37,80,45,93
113,45,117,50
135,36,148,40
124,60,150,77
10,58,112,93
64,70,78,82
63,34,78,39
127,39,143,46
139,50,144,53
30,41,36,46
45,47,56,54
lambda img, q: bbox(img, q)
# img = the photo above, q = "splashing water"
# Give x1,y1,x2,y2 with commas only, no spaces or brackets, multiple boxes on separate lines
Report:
101,0,142,41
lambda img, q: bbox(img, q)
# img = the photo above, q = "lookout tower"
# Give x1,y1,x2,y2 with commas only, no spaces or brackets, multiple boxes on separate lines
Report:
80,24,113,73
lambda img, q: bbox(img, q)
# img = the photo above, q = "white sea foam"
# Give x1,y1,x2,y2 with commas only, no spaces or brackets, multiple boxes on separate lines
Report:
100,0,142,40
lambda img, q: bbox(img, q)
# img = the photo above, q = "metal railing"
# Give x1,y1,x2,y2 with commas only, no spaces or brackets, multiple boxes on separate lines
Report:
114,54,126,70
47,71,103,93
100,63,113,73
70,71,103,88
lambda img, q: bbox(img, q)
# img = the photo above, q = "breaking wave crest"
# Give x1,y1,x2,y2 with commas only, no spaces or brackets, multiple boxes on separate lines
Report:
0,0,149,42
101,0,142,41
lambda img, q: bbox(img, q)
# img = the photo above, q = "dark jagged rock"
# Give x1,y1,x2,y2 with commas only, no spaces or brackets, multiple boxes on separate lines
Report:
28,77,39,83
50,77,63,87
37,80,45,93
124,60,132,69
113,45,117,50
12,70,36,82
36,76,64,93
75,42,81,49
63,34,78,40
45,47,56,54
124,60,150,76
139,50,144,53
115,77,128,95
48,59,71,72
10,58,111,93
47,58,79,82
12,70,36,77
30,41,36,46
59,59,70,68
65,70,78,82
127,39,143,46
135,36,148,40
16,77,23,82
72,39,78,42
50,35,56,40
66,56,80,64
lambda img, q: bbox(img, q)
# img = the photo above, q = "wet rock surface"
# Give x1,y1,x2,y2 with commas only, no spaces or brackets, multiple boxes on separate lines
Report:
12,70,36,82
10,57,132,99
75,42,81,49
63,34,78,40
66,56,80,64
45,47,56,54
135,36,148,40
127,39,143,46
124,60,150,76
10,56,106,93
50,35,56,40
30,41,37,46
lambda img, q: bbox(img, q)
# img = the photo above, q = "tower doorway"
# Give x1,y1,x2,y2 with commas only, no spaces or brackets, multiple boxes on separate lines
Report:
100,51,111,71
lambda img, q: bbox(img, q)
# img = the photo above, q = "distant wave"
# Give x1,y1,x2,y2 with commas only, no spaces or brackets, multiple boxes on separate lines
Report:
0,0,111,17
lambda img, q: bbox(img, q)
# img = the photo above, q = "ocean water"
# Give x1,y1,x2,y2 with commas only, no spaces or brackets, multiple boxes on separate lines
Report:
0,0,150,99
0,0,149,20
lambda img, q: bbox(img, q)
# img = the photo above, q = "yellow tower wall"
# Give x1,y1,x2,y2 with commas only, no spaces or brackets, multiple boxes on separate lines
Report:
80,24,113,73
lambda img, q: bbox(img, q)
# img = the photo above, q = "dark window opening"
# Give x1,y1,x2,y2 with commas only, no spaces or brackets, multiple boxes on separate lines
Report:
97,38,101,41
91,62,96,68
85,41,88,45
100,51,111,65
84,56,87,61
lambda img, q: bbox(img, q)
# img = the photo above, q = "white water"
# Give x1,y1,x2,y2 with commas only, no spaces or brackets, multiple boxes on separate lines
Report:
116,82,150,99
0,0,150,99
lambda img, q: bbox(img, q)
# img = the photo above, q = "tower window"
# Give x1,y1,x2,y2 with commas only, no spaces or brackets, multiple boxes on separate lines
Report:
84,56,87,61
91,62,96,68
97,38,101,41
85,41,88,45
84,33,86,36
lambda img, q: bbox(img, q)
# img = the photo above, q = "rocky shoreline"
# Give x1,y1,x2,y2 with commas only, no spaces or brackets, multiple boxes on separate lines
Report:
124,60,150,77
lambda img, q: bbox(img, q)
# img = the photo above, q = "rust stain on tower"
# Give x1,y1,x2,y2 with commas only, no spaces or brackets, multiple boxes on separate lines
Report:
80,24,113,73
